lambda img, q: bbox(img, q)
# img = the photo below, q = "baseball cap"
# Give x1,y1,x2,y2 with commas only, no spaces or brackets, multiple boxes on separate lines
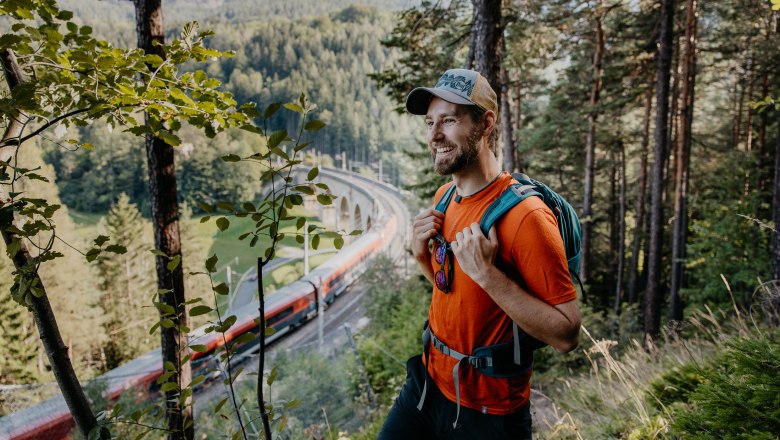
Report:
405,68,498,115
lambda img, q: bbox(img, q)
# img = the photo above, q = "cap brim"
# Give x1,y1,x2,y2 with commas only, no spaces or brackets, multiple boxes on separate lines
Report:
405,87,475,115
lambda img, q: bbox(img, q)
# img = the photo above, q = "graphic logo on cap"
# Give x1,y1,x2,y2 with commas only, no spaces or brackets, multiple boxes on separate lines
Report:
436,73,474,97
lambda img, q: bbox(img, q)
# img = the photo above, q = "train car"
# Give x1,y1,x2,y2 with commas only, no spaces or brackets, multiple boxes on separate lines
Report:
0,197,399,440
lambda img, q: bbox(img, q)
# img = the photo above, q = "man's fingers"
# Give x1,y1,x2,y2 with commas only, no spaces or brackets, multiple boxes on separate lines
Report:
487,225,497,242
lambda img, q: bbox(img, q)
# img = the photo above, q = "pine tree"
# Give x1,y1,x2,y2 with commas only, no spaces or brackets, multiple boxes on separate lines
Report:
0,244,38,385
95,193,155,368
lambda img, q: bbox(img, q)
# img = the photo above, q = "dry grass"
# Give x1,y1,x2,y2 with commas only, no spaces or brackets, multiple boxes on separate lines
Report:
532,280,777,440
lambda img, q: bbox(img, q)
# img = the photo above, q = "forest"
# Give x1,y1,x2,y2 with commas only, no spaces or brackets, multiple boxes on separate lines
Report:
1,0,779,439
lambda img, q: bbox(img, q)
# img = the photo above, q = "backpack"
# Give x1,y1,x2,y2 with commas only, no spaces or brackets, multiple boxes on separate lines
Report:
436,173,581,365
435,172,581,279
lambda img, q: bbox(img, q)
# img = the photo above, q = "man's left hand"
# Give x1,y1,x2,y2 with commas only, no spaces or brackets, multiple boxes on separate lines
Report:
451,223,498,284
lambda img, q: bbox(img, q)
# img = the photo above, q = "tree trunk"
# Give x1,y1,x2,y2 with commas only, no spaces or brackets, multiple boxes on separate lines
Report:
471,0,504,110
580,0,606,288
132,2,193,439
257,259,272,440
0,49,105,439
513,78,523,171
628,88,653,304
615,141,627,316
669,0,698,324
501,66,516,171
645,0,676,339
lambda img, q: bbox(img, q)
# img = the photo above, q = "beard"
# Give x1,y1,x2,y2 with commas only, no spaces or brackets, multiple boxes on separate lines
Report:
430,126,483,175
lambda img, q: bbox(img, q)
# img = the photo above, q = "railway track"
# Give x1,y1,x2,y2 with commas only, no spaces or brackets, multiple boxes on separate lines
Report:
0,168,410,440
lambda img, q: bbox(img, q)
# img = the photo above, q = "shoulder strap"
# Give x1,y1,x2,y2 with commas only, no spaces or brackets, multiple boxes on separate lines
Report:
479,183,541,236
434,183,457,214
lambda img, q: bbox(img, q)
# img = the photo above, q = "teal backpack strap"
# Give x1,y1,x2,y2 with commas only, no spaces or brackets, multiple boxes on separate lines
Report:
435,183,457,214
478,183,541,236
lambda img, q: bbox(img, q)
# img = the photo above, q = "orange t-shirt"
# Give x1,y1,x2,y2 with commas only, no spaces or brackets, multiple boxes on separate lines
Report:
426,172,577,415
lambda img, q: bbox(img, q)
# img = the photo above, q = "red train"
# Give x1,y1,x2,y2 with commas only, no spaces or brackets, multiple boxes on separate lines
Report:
0,200,399,440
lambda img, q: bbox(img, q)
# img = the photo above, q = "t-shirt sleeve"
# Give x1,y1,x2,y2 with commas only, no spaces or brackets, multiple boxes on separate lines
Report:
511,205,578,306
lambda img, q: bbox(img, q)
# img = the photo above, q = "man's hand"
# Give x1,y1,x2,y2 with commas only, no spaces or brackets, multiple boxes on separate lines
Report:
451,223,498,284
411,208,445,282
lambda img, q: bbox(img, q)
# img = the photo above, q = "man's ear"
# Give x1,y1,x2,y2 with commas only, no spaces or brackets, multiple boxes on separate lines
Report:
482,110,496,138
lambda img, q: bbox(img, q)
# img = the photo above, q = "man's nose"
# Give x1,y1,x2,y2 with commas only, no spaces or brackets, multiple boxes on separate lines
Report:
428,121,444,142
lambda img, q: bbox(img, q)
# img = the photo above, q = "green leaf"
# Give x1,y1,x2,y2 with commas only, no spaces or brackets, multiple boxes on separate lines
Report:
283,103,303,114
198,202,213,213
161,318,175,328
214,398,229,413
160,382,178,392
205,254,218,273
190,344,208,353
216,217,230,231
93,235,110,246
311,234,320,250
105,244,127,254
264,327,277,337
85,248,101,262
307,167,319,181
6,239,20,258
233,333,255,344
190,305,212,316
263,102,281,119
222,154,241,162
150,249,168,257
267,365,279,385
167,255,181,271
149,321,160,335
157,130,181,147
214,283,229,295
334,236,344,249
268,130,288,149
216,201,235,211
189,375,205,387
155,302,175,315
350,229,364,236
304,120,325,131
284,400,301,409
316,194,333,205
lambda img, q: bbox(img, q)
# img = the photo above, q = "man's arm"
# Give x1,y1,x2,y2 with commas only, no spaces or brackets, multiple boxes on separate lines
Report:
451,223,581,353
411,208,445,284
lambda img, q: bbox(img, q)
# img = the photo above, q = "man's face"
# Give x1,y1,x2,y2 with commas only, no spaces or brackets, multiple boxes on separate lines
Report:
425,97,484,176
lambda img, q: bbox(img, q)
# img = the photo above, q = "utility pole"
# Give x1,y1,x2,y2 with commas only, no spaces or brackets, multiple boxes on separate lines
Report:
343,323,377,408
306,222,324,351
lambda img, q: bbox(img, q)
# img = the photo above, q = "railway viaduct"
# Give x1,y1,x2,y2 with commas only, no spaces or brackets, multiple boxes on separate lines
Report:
296,167,380,235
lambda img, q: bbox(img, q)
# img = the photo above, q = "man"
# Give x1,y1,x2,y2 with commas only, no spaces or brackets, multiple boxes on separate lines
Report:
378,69,581,439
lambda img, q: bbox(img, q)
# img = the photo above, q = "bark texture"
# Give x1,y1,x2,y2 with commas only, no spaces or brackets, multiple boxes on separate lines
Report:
471,0,504,111
669,0,698,323
132,1,193,439
628,88,653,304
645,0,676,339
580,0,606,287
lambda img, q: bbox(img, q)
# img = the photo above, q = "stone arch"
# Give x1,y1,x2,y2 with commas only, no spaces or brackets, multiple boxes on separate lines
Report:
353,204,362,232
339,197,351,231
365,215,373,231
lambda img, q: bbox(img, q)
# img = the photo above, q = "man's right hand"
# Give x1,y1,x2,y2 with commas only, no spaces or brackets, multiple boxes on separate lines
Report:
411,208,445,283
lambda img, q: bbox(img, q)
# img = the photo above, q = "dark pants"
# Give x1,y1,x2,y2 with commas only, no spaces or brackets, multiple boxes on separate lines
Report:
378,355,533,440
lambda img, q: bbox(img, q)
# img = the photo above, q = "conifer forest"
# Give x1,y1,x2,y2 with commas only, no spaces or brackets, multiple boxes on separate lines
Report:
1,0,779,439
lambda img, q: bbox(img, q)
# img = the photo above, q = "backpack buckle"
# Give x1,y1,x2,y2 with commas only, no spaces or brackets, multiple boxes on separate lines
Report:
468,356,488,370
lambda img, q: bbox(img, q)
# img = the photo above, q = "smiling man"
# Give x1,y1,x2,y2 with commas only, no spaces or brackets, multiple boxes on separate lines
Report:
377,69,581,439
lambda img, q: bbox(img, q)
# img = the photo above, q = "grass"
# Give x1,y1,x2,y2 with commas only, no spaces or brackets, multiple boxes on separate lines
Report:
533,302,768,439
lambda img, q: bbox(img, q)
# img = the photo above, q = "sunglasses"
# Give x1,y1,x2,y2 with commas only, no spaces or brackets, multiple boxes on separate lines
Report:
433,234,454,293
